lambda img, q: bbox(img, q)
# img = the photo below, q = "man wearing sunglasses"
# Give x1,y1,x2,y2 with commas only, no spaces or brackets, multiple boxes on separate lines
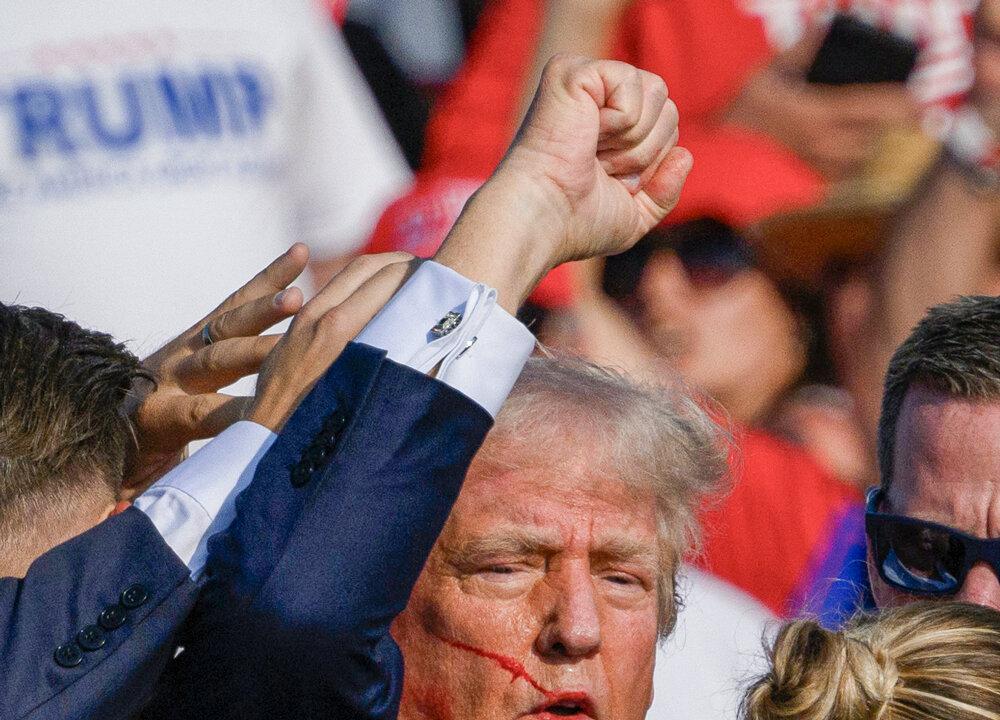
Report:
865,0,1000,611
867,295,1000,609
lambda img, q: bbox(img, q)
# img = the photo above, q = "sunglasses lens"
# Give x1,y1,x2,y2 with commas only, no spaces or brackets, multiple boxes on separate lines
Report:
876,519,965,594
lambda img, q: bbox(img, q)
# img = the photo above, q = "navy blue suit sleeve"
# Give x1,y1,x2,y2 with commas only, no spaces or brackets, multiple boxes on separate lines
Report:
145,342,493,719
0,508,196,720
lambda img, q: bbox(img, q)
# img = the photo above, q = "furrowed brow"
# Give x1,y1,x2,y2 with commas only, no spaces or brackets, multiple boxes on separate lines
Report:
591,536,659,567
447,528,561,566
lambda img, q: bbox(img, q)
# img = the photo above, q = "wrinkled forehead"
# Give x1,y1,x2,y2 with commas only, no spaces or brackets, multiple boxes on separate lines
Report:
441,465,661,561
890,386,1000,533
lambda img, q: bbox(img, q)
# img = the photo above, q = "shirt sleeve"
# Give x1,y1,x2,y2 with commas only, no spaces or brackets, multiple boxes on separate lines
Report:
136,260,535,576
354,260,535,416
132,422,277,579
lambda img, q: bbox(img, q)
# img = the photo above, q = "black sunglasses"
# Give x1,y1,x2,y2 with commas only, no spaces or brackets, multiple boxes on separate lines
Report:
865,487,1000,596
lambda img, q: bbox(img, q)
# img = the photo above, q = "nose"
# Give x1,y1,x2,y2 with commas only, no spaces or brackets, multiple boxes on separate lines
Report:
534,566,602,660
954,562,1000,610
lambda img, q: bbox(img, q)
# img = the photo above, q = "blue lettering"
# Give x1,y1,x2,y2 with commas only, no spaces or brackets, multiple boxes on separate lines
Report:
207,71,248,135
81,79,143,150
12,84,75,158
236,67,268,130
157,71,221,138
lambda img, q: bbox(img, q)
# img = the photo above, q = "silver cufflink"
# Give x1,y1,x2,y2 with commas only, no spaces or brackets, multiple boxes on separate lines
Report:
430,311,463,338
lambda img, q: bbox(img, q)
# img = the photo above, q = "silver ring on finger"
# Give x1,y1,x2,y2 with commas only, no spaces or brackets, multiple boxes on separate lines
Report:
201,323,216,347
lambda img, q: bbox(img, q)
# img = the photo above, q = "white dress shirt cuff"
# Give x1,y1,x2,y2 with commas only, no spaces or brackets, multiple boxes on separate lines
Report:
134,421,276,575
355,260,535,416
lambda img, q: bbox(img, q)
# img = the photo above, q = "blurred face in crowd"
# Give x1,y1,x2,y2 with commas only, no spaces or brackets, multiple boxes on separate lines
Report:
635,250,804,424
392,450,663,720
870,385,1000,611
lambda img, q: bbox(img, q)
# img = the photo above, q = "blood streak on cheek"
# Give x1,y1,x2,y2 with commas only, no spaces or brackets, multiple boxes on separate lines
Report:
432,634,587,705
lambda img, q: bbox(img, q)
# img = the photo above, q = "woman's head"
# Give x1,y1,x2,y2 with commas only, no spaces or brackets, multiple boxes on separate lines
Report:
744,601,1000,720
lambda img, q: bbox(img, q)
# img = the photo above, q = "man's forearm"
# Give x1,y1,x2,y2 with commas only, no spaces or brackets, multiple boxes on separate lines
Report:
432,171,564,314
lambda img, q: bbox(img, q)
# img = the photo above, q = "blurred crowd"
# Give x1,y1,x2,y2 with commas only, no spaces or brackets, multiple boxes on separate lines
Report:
1,1,999,719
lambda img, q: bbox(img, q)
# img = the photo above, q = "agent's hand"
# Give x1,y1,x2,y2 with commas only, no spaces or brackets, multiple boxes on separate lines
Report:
248,253,416,432
435,56,691,312
723,29,920,179
122,244,308,497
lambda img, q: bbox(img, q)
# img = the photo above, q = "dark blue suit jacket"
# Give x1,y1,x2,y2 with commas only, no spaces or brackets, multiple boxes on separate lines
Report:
0,510,197,719
1,343,490,720
141,342,492,718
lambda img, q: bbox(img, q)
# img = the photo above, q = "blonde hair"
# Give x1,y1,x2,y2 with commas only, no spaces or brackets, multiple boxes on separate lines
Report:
744,602,1000,720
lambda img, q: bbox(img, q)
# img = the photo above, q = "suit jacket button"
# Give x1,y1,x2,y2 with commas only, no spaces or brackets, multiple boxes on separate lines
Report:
290,464,311,488
120,583,149,609
77,625,107,651
323,409,347,433
98,604,127,630
305,445,329,466
54,643,83,668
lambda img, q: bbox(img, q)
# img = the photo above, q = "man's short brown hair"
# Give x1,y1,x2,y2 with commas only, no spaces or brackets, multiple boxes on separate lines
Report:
0,303,150,540
878,296,1000,489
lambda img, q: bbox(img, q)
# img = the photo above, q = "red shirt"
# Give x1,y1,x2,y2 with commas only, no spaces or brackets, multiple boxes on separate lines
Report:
696,427,864,616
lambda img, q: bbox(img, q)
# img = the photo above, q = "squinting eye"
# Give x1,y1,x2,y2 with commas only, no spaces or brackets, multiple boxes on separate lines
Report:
603,573,641,587
484,565,517,575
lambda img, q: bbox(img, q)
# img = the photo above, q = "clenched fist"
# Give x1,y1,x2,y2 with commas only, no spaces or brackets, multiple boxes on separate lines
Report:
434,56,690,313
506,55,691,260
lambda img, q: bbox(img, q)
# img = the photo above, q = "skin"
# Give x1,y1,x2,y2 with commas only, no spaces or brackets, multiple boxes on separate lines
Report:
722,25,920,180
869,385,1000,611
635,251,805,425
393,452,663,720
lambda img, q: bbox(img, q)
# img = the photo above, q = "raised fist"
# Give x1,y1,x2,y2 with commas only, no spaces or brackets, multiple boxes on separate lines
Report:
501,55,691,264
433,56,691,313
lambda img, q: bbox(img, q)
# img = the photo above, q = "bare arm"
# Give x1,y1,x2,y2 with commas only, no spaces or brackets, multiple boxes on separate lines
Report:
851,159,998,436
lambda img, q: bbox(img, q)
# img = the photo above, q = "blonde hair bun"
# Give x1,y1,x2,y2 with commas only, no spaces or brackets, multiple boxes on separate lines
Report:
744,602,1000,720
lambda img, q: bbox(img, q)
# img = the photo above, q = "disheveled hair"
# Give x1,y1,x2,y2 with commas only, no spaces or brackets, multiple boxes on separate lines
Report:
474,355,731,637
0,303,150,547
744,601,1000,720
878,296,1000,489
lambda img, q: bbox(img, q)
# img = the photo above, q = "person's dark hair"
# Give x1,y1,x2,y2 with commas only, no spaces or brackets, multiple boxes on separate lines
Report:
0,303,150,540
877,296,1000,489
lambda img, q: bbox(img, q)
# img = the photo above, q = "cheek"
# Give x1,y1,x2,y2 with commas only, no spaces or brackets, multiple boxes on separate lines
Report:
396,582,545,712
602,610,658,716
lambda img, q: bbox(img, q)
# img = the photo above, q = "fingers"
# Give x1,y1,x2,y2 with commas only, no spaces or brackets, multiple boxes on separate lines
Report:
177,394,254,443
599,100,679,181
246,257,417,432
297,252,414,323
591,65,678,190
175,335,281,393
181,243,310,342
598,72,669,150
323,260,417,339
204,286,303,344
594,61,648,136
634,146,694,222
218,243,310,314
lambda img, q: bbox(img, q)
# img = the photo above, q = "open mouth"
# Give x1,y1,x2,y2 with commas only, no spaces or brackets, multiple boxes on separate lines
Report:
531,693,595,718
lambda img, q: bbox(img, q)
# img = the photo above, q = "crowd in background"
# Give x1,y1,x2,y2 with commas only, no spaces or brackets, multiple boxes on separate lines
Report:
1,1,998,719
